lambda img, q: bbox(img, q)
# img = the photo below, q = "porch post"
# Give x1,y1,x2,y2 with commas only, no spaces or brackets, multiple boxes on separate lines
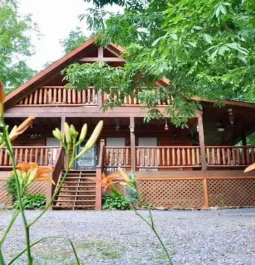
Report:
197,112,206,171
130,117,136,171
95,139,105,210
61,116,66,133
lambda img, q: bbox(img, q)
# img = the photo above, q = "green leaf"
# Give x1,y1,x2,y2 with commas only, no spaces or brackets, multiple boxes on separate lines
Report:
203,34,213,44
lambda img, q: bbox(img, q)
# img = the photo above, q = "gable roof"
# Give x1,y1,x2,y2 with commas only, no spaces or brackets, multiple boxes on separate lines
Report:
4,37,255,110
4,37,126,109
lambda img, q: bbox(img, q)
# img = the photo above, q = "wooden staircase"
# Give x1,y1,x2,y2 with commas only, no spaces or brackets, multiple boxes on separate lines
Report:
53,170,97,210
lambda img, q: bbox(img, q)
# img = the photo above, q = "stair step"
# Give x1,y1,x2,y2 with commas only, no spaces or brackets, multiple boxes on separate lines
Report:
59,185,96,188
57,194,96,197
53,205,95,209
59,190,96,196
60,177,96,180
54,199,96,202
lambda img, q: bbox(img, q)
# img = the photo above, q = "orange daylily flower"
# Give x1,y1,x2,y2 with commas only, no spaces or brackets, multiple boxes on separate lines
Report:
96,174,116,191
15,163,54,186
244,162,255,173
9,115,35,141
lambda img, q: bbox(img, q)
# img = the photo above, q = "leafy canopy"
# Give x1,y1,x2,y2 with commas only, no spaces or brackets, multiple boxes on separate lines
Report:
64,0,255,127
60,27,88,54
0,0,37,90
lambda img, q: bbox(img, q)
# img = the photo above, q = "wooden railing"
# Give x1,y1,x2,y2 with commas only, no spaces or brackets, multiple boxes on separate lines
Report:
206,146,255,167
136,146,201,168
103,92,174,106
0,146,60,167
104,146,131,170
96,139,106,210
17,86,98,106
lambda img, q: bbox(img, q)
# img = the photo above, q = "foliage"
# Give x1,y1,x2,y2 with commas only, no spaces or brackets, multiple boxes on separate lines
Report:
14,194,46,209
0,82,103,264
5,174,18,200
64,0,255,127
102,194,130,210
0,0,37,89
60,27,88,54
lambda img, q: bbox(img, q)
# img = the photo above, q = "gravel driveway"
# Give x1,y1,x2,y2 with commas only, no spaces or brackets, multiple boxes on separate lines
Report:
0,209,254,265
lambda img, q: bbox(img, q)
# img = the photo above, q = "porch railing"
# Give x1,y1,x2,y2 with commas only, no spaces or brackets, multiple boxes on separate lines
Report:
17,86,97,106
0,146,60,167
206,146,255,167
136,146,201,168
104,146,131,170
103,91,174,106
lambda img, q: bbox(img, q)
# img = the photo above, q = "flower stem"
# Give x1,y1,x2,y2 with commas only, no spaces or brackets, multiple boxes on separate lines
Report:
2,124,33,265
0,209,20,246
0,248,5,265
28,142,75,227
132,207,173,265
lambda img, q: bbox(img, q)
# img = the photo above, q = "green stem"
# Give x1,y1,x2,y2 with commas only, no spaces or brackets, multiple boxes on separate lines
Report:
2,124,33,265
0,210,20,246
132,206,174,265
28,144,75,227
0,248,5,265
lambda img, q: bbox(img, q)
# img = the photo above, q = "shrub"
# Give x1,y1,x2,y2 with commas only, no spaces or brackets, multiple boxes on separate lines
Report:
5,174,18,200
14,194,46,209
103,194,130,210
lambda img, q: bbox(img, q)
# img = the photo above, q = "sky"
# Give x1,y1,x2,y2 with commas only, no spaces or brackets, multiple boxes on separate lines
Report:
19,0,93,71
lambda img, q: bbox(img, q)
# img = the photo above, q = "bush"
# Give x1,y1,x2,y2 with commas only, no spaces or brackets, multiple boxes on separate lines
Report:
103,194,130,210
5,174,18,200
14,194,46,209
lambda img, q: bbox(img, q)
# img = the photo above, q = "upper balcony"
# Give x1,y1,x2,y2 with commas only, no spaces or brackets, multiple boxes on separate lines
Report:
15,86,174,108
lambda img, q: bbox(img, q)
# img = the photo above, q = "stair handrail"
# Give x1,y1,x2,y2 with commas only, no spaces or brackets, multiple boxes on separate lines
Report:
95,139,105,210
51,146,65,195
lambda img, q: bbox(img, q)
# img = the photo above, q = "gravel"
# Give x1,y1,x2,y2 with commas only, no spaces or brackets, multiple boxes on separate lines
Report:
0,209,254,265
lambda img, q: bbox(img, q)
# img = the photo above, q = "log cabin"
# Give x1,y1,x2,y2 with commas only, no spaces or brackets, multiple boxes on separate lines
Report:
0,37,255,210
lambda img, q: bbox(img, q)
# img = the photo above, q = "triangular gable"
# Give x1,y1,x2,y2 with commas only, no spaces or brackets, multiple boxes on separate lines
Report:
4,37,126,109
4,36,255,110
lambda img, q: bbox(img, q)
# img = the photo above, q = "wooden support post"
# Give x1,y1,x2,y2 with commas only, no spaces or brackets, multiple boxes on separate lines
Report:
97,90,102,110
130,117,136,171
61,116,66,133
203,178,209,208
198,112,207,171
98,47,103,59
95,139,105,210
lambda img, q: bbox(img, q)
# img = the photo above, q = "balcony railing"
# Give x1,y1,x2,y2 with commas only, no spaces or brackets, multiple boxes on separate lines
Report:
104,147,131,170
136,146,201,168
0,146,60,167
16,86,173,107
17,86,97,106
206,146,255,167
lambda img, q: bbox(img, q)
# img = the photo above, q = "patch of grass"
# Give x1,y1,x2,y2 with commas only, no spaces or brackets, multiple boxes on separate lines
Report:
77,240,122,261
101,249,121,259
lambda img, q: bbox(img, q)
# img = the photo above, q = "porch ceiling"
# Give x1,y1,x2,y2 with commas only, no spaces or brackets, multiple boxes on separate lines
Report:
203,103,255,145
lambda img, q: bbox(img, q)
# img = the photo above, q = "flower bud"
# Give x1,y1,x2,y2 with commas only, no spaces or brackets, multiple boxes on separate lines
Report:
79,124,87,143
64,123,71,144
70,124,78,139
76,120,103,159
52,128,63,142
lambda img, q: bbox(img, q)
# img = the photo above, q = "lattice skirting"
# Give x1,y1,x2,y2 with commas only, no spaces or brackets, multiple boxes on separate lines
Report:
109,178,255,208
138,179,205,208
0,179,48,209
208,179,255,207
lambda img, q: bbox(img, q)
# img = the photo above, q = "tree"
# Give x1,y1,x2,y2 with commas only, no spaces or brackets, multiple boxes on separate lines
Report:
63,0,255,127
60,27,88,54
0,0,37,90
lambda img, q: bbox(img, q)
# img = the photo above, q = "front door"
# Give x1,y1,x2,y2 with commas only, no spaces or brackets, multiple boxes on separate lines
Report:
138,137,158,171
75,144,98,170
